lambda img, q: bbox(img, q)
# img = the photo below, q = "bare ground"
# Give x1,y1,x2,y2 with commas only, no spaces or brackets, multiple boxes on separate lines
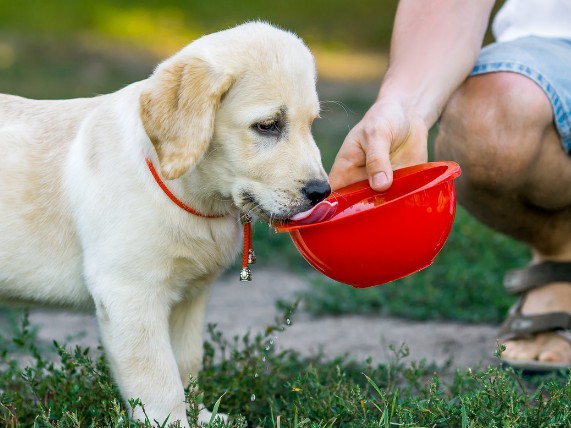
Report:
16,266,499,372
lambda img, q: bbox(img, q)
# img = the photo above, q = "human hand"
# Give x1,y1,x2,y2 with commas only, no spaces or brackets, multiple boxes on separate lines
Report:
329,99,429,191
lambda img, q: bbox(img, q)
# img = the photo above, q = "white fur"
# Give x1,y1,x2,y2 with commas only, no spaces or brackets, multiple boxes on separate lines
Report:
0,22,327,426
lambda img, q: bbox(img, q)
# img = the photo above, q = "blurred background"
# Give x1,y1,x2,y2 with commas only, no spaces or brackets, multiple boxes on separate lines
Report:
0,0,399,95
0,0,524,324
0,0,399,182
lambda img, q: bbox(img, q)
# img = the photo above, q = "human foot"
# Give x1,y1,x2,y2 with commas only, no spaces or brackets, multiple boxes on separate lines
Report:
503,283,571,363
499,263,571,370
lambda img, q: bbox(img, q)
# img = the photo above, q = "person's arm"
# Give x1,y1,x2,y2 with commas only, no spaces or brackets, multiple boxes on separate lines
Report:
329,0,495,191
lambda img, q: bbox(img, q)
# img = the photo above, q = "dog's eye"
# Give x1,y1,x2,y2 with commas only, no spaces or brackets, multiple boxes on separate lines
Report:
253,119,281,136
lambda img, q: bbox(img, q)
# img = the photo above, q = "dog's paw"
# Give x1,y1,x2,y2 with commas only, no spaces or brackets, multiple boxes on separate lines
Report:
197,403,228,426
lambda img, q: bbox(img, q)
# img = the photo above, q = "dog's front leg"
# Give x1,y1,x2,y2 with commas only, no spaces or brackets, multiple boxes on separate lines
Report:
170,287,211,389
93,286,190,427
169,285,229,425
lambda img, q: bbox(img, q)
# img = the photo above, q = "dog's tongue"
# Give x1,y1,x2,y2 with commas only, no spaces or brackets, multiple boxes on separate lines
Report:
290,200,338,225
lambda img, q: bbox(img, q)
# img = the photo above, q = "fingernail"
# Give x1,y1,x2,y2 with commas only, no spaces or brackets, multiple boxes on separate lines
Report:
371,172,388,189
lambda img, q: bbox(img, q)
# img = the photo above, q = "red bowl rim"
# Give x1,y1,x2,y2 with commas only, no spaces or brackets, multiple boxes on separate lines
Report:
276,161,461,233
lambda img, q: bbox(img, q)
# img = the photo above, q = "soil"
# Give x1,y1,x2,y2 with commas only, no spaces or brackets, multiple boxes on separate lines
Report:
18,266,499,372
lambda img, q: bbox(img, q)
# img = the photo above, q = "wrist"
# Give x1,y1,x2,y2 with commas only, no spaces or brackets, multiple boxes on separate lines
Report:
373,86,436,133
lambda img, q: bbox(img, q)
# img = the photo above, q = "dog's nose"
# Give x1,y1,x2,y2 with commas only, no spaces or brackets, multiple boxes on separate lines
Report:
302,180,331,207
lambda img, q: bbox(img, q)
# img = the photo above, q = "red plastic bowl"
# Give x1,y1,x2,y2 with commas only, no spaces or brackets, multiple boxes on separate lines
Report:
276,161,461,288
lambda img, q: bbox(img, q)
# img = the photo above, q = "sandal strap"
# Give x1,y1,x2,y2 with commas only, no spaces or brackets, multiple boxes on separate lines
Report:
503,261,571,294
557,329,571,343
498,310,571,341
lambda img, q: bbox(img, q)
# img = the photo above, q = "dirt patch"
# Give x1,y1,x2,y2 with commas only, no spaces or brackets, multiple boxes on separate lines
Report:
9,267,499,372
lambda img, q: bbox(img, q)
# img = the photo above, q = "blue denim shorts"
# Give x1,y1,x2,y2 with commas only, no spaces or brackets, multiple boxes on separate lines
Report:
470,36,571,154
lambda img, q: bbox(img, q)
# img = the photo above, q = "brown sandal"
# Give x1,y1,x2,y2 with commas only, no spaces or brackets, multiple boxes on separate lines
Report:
498,261,571,372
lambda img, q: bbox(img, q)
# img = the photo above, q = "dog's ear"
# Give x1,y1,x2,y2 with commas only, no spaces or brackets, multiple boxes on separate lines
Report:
140,57,233,179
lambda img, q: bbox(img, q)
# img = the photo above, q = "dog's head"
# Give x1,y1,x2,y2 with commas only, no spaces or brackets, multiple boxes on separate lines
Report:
140,22,329,225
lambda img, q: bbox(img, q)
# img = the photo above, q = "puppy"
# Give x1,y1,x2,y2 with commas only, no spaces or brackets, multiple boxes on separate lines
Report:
0,22,329,426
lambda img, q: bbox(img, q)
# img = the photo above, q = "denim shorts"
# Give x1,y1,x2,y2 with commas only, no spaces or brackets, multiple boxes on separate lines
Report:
470,36,571,154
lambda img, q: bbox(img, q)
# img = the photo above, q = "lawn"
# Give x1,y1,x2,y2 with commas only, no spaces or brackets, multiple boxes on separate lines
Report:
1,3,569,426
1,311,570,427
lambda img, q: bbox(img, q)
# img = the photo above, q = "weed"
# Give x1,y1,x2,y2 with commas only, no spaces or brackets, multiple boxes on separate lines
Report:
1,307,569,427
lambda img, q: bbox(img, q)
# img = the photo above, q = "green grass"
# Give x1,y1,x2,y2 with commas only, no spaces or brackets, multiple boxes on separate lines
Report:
1,310,570,427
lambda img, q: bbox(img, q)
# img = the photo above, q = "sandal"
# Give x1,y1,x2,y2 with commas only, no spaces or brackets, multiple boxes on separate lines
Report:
498,261,571,373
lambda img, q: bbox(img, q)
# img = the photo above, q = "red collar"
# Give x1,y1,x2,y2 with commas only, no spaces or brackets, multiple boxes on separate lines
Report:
146,157,255,281
145,157,223,219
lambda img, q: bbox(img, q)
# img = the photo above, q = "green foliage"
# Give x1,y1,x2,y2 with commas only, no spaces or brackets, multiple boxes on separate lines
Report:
0,0,398,51
0,314,125,427
0,35,155,99
2,309,570,427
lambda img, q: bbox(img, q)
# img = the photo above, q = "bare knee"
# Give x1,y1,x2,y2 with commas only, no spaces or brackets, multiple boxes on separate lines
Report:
435,72,553,194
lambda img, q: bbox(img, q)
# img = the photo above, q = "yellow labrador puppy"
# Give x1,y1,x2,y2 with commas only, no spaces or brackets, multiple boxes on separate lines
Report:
0,22,329,426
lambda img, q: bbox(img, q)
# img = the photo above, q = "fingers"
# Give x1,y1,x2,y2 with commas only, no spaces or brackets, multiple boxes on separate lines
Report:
329,127,393,192
329,158,368,191
329,100,429,192
329,103,395,191
329,128,368,191
363,135,393,191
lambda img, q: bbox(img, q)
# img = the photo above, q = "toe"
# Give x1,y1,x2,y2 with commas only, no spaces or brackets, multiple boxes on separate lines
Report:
538,333,571,363
503,333,571,364
503,338,538,361
538,349,564,363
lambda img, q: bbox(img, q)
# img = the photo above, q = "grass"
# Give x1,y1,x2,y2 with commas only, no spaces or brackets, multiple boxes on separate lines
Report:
1,309,570,427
